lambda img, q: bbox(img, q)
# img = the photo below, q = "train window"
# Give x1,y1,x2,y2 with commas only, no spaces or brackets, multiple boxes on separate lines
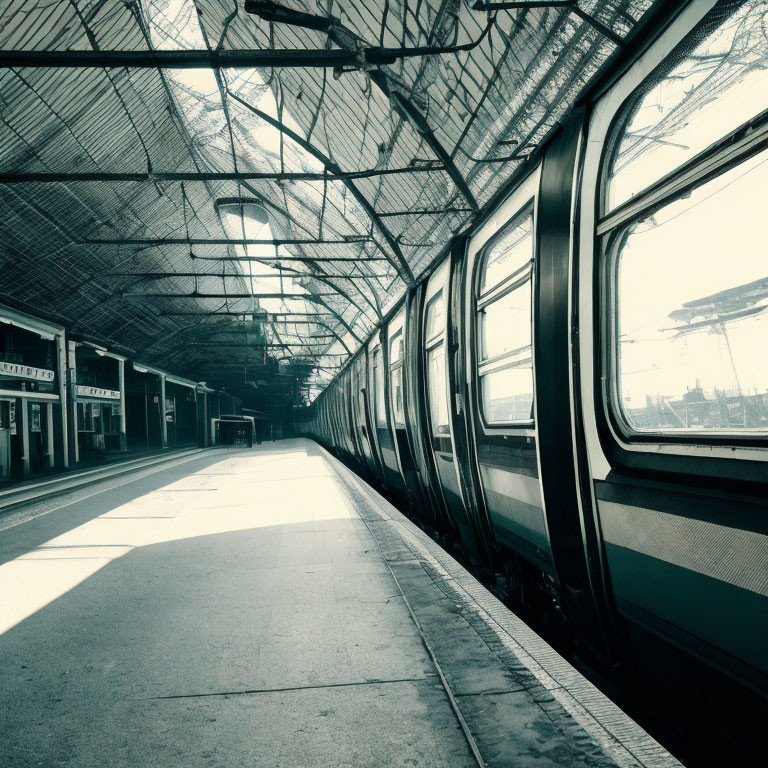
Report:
480,209,533,294
389,331,405,428
612,148,768,435
482,367,534,424
425,292,450,437
603,1,768,440
480,286,532,362
476,206,535,426
427,347,451,437
425,291,445,345
373,348,386,427
606,2,768,212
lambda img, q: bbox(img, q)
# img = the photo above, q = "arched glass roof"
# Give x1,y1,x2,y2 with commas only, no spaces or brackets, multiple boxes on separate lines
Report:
0,0,657,403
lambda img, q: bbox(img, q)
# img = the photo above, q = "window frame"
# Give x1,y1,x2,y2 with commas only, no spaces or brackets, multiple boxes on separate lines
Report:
474,202,536,430
587,0,768,474
599,11,768,450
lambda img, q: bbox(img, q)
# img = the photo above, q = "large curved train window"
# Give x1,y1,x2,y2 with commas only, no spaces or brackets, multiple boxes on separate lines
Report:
602,1,768,438
475,205,535,426
425,290,450,437
389,331,405,428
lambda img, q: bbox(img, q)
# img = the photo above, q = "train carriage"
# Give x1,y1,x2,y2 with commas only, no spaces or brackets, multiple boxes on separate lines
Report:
305,1,768,760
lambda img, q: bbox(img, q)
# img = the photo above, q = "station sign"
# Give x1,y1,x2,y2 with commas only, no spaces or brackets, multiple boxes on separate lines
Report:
0,361,55,382
76,385,120,400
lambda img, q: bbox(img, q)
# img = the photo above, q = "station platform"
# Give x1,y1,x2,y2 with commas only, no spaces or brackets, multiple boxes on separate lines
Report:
0,439,680,767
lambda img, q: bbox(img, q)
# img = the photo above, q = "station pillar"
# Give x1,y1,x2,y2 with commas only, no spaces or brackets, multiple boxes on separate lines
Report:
57,333,69,468
160,373,167,449
118,358,127,452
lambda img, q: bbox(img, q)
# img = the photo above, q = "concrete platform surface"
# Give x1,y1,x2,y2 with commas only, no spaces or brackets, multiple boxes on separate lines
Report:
0,439,681,767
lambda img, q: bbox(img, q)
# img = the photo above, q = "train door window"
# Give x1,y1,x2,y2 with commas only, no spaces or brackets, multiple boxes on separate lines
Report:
425,291,450,437
475,205,535,426
356,370,368,446
389,331,405,428
356,365,369,433
602,1,768,439
359,380,366,421
373,347,386,427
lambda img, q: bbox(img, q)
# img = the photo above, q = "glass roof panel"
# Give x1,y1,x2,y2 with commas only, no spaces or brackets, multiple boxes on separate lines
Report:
0,0,664,402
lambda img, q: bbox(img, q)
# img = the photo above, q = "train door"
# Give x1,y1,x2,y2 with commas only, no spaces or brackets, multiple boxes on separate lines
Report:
423,257,477,545
321,398,331,446
354,355,379,478
339,379,351,456
370,332,404,494
577,0,768,758
387,306,422,508
336,382,347,453
333,383,345,453
342,372,358,461
366,340,386,486
463,170,556,577
327,389,337,449
326,390,334,448
404,285,443,529
347,364,363,461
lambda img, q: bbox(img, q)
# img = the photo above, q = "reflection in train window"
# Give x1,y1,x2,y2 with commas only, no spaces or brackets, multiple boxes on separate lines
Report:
480,286,532,361
480,209,534,294
476,206,534,426
614,148,768,434
606,2,768,212
389,332,405,428
425,291,450,438
482,367,534,424
425,290,445,345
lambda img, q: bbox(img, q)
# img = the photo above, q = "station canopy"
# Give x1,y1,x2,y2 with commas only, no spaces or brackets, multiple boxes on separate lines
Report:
0,0,658,405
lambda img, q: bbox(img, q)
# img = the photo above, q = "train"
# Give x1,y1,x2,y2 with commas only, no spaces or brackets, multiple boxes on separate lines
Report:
297,0,768,763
